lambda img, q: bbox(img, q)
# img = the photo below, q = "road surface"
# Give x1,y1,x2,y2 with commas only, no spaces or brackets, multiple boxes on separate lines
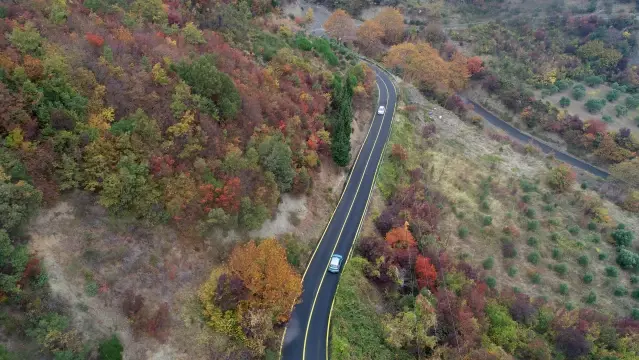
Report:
280,64,396,360
465,98,610,178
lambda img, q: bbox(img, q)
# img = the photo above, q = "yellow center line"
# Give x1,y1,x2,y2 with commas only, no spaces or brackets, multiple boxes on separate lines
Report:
324,72,397,360
302,72,391,360
279,74,385,358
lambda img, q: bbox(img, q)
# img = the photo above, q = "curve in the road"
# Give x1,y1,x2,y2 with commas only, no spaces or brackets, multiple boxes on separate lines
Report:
280,64,396,360
465,98,610,178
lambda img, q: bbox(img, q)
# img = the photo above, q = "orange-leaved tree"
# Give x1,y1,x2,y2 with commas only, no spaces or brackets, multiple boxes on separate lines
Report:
384,42,450,93
385,222,416,249
373,7,405,44
228,238,302,322
324,9,356,42
467,56,484,75
356,20,384,57
415,255,437,291
448,52,470,91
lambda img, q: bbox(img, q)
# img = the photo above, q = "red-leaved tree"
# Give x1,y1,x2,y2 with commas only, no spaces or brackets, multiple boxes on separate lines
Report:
415,255,437,291
85,33,104,47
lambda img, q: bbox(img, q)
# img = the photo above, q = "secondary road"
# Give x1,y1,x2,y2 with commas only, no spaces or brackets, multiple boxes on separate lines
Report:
280,64,396,360
464,98,610,178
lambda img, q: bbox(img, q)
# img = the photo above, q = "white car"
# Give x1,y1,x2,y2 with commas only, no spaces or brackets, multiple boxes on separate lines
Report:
328,254,343,273
377,106,386,115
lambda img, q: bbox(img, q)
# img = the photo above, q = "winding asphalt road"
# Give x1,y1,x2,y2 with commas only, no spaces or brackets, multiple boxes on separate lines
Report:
465,98,610,178
280,64,396,360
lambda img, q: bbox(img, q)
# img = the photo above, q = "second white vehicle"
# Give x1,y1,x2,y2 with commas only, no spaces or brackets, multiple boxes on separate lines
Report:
377,106,386,115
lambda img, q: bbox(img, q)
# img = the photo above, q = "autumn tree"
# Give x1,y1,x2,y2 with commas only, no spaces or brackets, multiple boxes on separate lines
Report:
385,223,416,249
384,42,450,94
415,255,437,291
448,52,470,91
373,8,405,44
467,56,484,76
324,9,356,42
356,20,384,57
227,238,302,322
547,164,576,192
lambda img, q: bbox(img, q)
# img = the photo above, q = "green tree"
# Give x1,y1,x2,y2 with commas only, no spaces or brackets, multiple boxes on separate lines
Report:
606,89,620,102
238,197,269,230
131,0,167,24
9,21,43,56
572,84,586,100
258,135,295,193
98,157,162,220
559,96,571,108
183,22,206,45
0,178,42,235
486,303,520,353
98,335,123,360
584,99,606,114
174,56,240,120
615,104,628,117
0,229,29,297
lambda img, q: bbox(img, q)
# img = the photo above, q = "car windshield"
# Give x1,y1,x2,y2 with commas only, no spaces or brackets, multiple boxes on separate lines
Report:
330,257,340,267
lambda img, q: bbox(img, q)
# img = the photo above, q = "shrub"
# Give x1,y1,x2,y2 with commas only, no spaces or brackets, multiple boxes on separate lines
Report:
554,263,568,276
587,222,597,230
559,283,569,295
85,281,99,297
583,273,593,284
631,275,639,284
568,225,580,235
550,232,561,242
547,164,576,192
486,276,497,289
616,104,629,117
525,208,536,219
605,266,619,277
584,291,597,304
483,215,493,226
530,272,542,284
565,302,574,310
572,84,586,100
577,255,589,267
588,234,601,243
633,289,639,300
99,335,123,360
584,75,603,87
527,220,540,231
598,252,608,260
528,252,541,265
483,257,495,270
552,247,562,260
508,266,518,277
584,99,606,114
612,228,634,247
458,226,469,239
632,308,639,320
549,218,561,226
616,248,639,270
527,237,539,247
522,194,532,203
559,97,571,108
502,242,518,258
607,89,621,102
520,179,538,193
626,95,639,109
481,200,490,211
614,286,628,297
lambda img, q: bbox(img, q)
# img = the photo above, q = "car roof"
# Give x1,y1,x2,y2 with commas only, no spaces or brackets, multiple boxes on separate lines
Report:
330,257,341,266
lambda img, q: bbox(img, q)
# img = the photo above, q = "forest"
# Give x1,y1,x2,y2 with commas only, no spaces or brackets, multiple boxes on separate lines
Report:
0,0,377,358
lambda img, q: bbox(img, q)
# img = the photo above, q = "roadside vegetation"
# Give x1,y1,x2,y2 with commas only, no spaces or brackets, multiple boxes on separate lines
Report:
331,83,639,359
